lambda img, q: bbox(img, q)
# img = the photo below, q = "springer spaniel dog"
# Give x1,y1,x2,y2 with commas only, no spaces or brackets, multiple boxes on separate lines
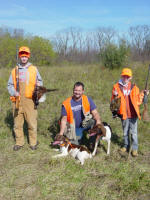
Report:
52,135,92,165
88,122,112,156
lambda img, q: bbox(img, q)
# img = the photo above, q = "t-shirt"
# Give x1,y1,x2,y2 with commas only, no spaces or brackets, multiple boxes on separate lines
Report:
61,96,96,128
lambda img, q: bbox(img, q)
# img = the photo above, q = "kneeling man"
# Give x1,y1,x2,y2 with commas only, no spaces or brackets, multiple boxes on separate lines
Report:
58,81,103,145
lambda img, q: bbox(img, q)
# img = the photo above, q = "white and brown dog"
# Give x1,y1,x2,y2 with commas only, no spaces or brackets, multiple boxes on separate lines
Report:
52,135,92,165
88,122,112,156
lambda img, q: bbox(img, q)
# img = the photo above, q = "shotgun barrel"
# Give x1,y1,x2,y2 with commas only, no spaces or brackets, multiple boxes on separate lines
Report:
142,64,150,121
15,46,20,110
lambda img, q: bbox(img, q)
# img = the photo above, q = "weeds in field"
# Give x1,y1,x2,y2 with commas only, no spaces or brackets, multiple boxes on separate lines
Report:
0,64,150,200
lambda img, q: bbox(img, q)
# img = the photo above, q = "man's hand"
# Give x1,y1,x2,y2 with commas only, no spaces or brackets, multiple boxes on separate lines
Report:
15,91,19,96
59,116,67,135
113,89,118,97
144,90,149,95
55,134,63,141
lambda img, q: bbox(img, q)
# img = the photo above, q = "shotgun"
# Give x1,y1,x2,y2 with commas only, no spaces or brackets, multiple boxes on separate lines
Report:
142,64,150,121
32,86,58,109
15,46,20,110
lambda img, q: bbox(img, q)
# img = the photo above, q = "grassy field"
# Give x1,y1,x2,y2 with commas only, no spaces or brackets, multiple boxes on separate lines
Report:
0,63,150,200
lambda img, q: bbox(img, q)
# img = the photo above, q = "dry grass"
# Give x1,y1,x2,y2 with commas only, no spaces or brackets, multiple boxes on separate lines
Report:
0,64,150,200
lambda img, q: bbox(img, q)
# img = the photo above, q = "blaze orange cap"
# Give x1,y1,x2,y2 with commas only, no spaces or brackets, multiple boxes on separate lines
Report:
121,68,132,77
19,46,30,58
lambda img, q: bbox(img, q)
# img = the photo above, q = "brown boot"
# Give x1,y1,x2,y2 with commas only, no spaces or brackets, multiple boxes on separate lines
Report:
13,145,23,151
120,147,127,153
132,150,138,157
30,141,39,150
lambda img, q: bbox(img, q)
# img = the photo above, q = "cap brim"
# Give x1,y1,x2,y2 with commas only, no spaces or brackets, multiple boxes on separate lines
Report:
121,73,131,77
19,53,30,58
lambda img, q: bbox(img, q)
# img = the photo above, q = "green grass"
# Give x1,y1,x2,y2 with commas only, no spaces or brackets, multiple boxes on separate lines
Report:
0,63,150,200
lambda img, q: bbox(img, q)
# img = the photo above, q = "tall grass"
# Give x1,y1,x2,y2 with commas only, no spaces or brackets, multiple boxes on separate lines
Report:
0,63,150,200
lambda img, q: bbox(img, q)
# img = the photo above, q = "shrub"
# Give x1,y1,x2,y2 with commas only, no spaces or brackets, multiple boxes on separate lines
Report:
100,40,130,69
29,36,56,66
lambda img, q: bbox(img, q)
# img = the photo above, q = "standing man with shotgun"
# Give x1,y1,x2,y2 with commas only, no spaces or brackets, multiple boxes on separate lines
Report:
111,68,149,157
8,46,43,151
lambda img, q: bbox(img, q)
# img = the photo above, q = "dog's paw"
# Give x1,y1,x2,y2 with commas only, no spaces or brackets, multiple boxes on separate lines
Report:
92,152,96,156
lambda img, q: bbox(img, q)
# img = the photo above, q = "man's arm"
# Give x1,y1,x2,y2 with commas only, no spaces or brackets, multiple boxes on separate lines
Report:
36,70,43,86
59,116,67,135
7,74,18,96
91,109,102,125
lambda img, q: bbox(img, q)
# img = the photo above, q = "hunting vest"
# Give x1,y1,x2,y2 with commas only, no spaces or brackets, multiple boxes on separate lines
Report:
112,82,144,120
10,65,37,102
62,95,90,140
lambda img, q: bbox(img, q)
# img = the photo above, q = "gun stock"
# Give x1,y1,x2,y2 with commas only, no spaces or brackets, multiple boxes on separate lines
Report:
142,104,149,121
142,65,150,121
15,96,19,110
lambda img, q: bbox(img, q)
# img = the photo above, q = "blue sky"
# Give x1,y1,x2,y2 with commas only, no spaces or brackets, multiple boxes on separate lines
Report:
0,0,150,38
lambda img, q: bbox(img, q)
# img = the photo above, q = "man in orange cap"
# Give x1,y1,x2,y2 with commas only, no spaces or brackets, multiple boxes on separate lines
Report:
111,68,149,157
8,46,43,151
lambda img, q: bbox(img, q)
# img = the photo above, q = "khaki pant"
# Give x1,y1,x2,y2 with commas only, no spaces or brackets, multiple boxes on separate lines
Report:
13,82,37,146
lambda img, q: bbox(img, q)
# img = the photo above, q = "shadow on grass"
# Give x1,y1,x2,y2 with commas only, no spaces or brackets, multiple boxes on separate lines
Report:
5,109,29,143
111,131,122,147
48,118,60,141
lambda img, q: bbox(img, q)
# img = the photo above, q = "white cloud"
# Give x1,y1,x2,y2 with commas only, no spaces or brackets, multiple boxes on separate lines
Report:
0,4,29,17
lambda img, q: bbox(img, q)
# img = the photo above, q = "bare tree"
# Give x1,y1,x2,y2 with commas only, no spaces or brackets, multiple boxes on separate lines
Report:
13,28,24,38
94,27,116,51
128,25,150,61
52,30,70,60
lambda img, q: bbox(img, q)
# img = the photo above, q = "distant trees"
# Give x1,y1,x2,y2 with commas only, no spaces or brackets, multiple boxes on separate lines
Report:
52,25,150,65
0,25,150,68
128,25,150,61
0,27,55,68
52,27,97,63
52,27,117,64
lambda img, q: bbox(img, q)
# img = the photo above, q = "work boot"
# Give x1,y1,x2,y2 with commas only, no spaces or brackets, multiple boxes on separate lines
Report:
13,145,23,151
131,150,138,157
120,147,127,153
30,141,39,150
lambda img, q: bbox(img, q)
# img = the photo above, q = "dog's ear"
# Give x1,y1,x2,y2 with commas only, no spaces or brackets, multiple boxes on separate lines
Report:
54,134,59,140
97,124,101,129
55,134,64,141
88,125,98,133
100,124,106,136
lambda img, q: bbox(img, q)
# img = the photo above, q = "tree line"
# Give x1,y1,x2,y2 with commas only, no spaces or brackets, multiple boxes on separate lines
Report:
0,25,150,68
0,27,55,68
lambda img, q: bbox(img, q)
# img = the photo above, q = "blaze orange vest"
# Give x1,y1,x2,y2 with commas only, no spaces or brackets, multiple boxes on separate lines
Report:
63,95,90,124
111,82,144,120
10,65,37,102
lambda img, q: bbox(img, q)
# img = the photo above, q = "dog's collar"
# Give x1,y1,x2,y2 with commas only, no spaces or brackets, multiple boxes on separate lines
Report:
68,141,73,147
60,140,73,147
60,143,65,147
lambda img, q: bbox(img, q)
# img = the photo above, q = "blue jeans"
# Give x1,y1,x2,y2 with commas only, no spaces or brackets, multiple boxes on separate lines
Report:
70,127,89,145
121,118,138,150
